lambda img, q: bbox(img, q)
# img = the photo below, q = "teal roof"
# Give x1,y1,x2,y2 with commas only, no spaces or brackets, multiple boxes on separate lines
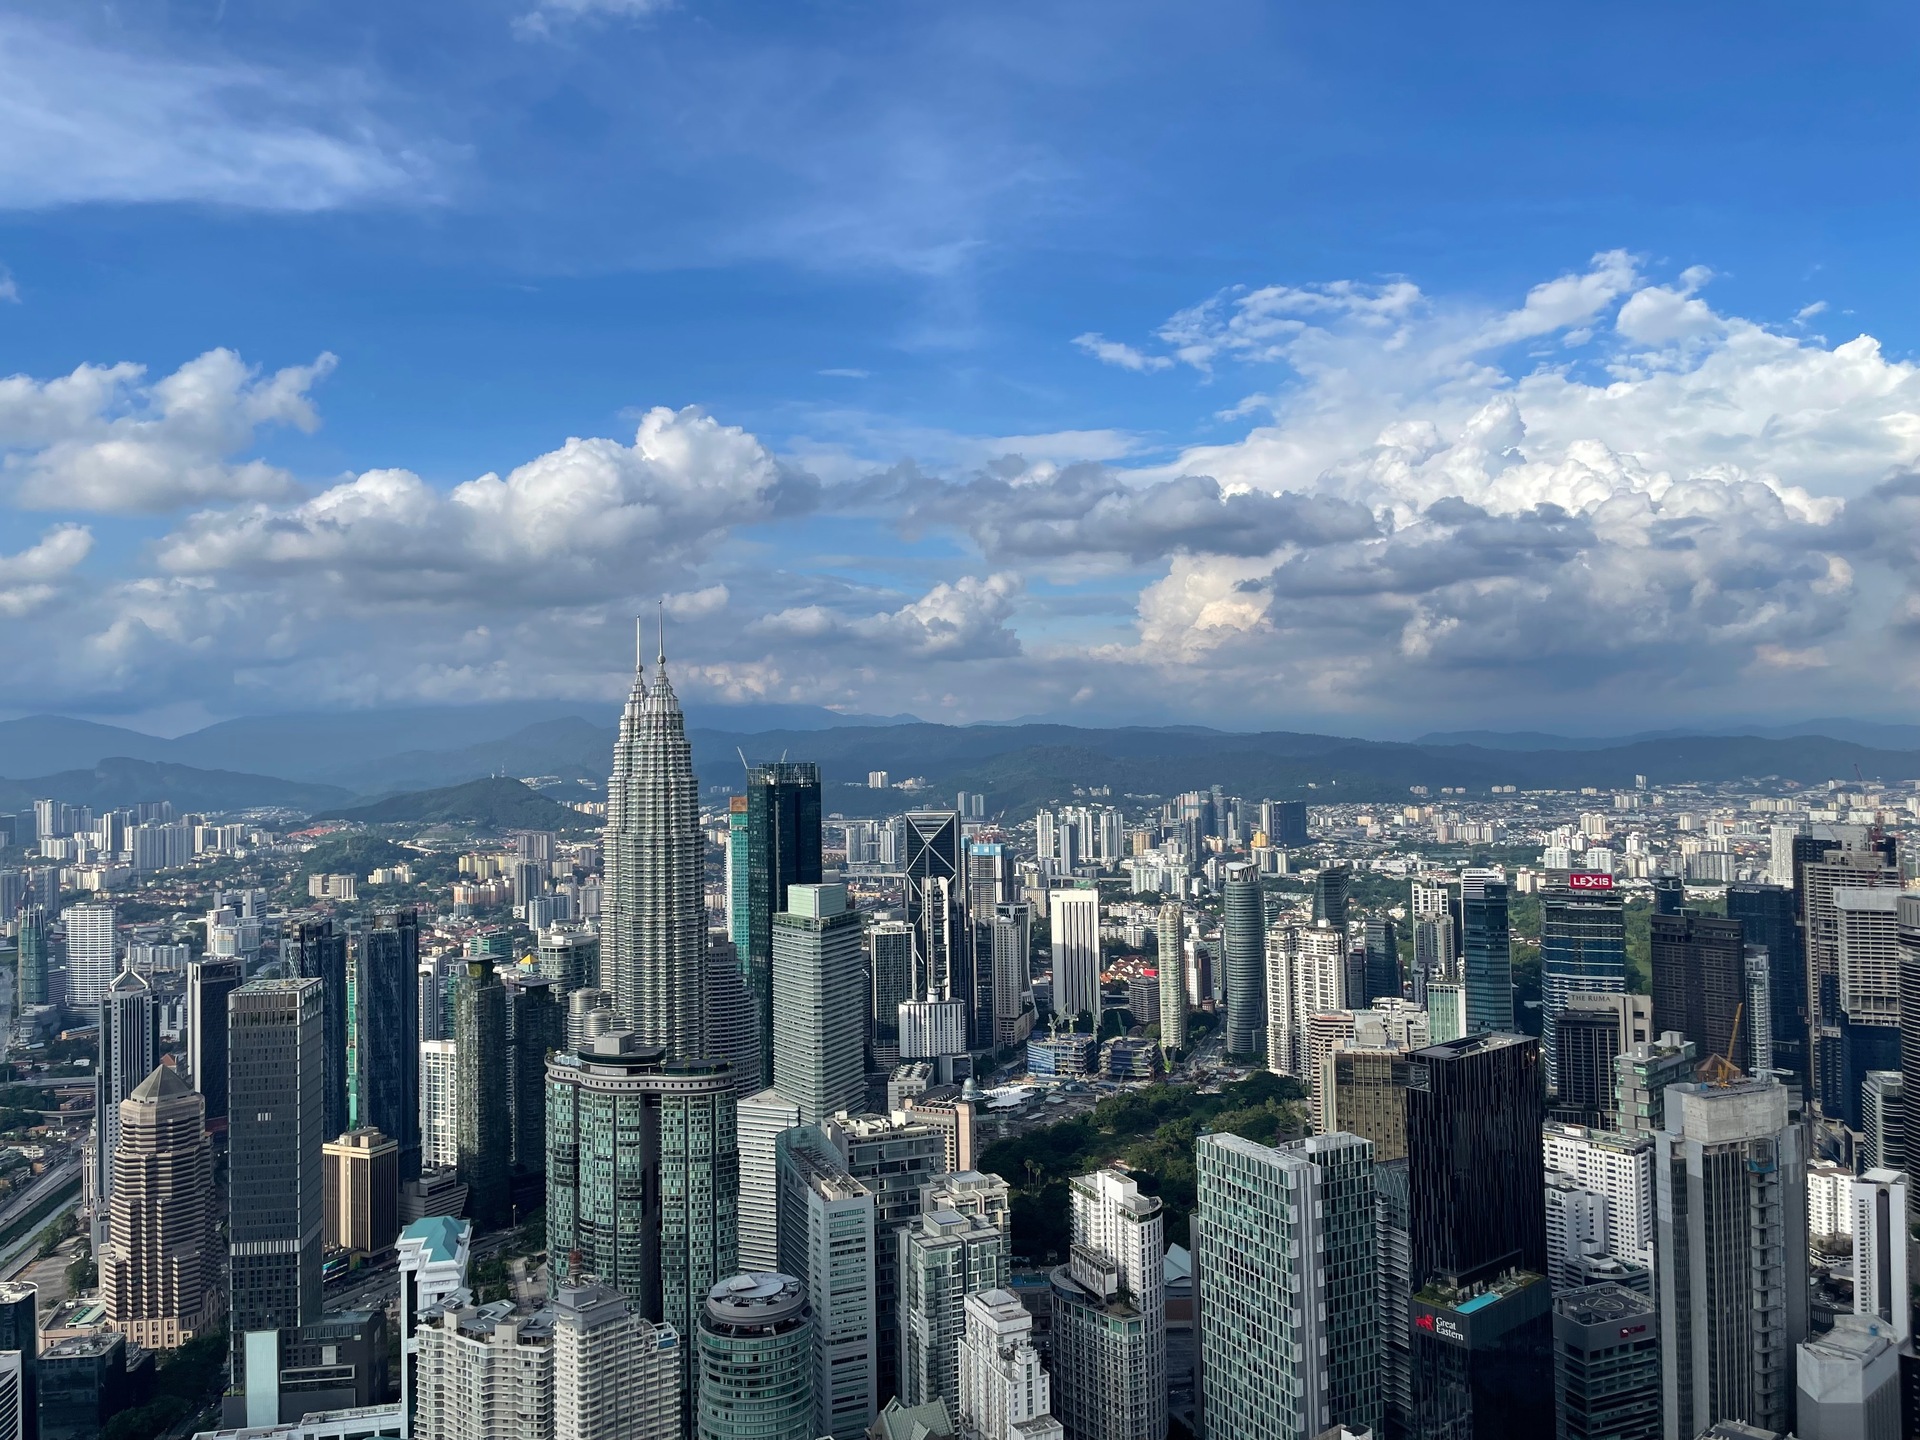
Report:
400,1214,468,1264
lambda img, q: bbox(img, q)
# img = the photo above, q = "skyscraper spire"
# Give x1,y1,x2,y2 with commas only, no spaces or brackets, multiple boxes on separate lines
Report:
604,625,706,1058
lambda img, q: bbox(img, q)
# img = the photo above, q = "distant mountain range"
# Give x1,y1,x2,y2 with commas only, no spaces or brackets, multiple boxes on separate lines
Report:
5,707,1919,824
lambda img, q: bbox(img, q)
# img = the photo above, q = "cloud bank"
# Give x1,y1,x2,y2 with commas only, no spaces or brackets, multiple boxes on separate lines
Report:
8,253,1920,727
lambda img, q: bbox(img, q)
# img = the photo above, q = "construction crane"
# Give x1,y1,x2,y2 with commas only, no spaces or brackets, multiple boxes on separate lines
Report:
1697,1002,1745,1086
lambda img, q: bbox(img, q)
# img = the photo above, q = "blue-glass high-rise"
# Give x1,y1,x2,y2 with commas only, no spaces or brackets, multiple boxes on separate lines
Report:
1539,883,1625,1092
1460,872,1513,1035
744,763,823,1090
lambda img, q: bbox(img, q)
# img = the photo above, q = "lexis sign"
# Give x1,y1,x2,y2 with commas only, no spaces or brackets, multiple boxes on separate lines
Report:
1567,873,1615,891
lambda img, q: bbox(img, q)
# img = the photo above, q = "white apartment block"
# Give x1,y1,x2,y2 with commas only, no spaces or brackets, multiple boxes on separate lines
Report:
1542,1122,1653,1267
419,1041,459,1170
551,1279,678,1440
413,1305,552,1440
959,1289,1063,1440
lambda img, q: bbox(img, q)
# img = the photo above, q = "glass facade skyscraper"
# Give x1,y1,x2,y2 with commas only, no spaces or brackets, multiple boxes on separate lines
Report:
1727,882,1805,1096
454,955,511,1229
1539,881,1626,1092
1221,862,1265,1061
1459,871,1513,1035
294,919,349,1142
605,639,707,1060
361,908,421,1181
1195,1130,1378,1440
745,763,823,1091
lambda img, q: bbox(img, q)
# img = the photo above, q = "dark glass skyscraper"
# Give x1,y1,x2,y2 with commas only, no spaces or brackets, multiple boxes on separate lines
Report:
1460,871,1513,1035
744,762,823,1091
903,811,974,1044
1539,881,1626,1092
1364,917,1401,1005
228,977,325,1381
0,1281,37,1440
1312,864,1350,930
1404,1033,1551,1440
508,974,563,1172
360,909,421,1180
453,956,511,1228
1650,912,1747,1070
1726,882,1805,1096
294,919,349,1141
185,956,242,1130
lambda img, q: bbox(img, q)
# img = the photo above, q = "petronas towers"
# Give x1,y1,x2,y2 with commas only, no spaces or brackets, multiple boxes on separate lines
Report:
605,629,708,1059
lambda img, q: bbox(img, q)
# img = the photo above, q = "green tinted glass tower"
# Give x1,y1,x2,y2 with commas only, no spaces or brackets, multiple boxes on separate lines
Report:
745,763,823,1091
454,956,511,1228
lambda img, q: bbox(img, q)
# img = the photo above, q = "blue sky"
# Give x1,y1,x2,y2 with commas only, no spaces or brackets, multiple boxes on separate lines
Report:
3,0,1919,735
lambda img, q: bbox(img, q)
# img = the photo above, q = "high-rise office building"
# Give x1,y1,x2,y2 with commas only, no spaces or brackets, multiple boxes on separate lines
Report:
869,920,915,1072
537,925,601,994
362,909,422,1181
323,1128,399,1257
959,1290,1063,1440
696,1274,814,1440
1728,882,1806,1097
1195,1130,1378,1439
987,903,1035,1051
898,1190,1010,1412
1899,896,1920,1188
772,884,867,1124
1552,1283,1659,1440
1539,879,1626,1092
454,956,512,1228
1266,799,1309,849
0,1282,35,1440
1833,886,1902,1128
1404,1034,1552,1440
1552,991,1651,1126
1221,862,1266,1060
775,1128,877,1440
728,796,751,952
62,902,116,1009
293,919,349,1143
1362,916,1400,1006
1656,1078,1809,1440
1861,1071,1904,1171
552,1279,680,1440
1311,865,1349,930
1156,902,1187,1055
1800,833,1899,1120
546,1033,737,1389
1850,1168,1909,1345
704,938,760,1100
509,974,564,1172
1795,1315,1903,1440
904,812,974,1046
1049,1170,1165,1440
1458,871,1513,1034
1650,911,1748,1074
184,956,241,1132
604,638,707,1058
100,1066,222,1351
17,906,49,1010
1050,886,1102,1029
825,1111,954,1404
228,977,325,1380
738,1089,804,1274
743,763,824,1091
93,966,154,1240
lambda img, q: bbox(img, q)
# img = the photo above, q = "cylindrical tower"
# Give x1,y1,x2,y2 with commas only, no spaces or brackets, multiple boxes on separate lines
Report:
696,1273,813,1440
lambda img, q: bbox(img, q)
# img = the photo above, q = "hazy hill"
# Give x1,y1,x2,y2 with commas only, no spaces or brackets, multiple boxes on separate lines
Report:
0,758,353,814
316,777,587,831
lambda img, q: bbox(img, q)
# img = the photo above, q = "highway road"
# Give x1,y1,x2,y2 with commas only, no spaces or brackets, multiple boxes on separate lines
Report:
0,1157,82,1279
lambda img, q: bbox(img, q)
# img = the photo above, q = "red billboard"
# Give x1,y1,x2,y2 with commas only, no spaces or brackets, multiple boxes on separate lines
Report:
1567,872,1615,890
